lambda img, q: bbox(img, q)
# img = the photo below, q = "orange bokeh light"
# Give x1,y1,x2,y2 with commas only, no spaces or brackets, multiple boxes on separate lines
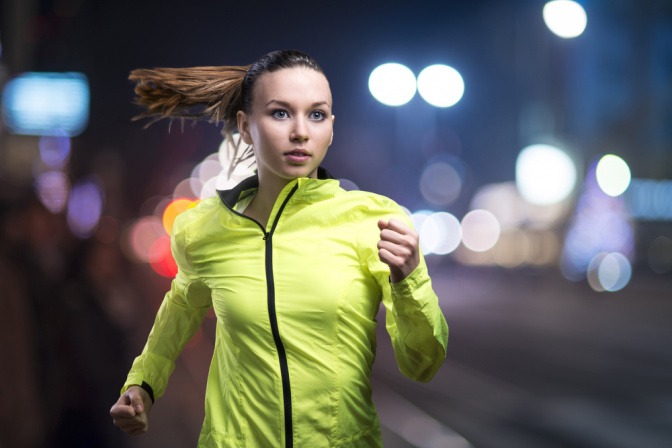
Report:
162,198,198,235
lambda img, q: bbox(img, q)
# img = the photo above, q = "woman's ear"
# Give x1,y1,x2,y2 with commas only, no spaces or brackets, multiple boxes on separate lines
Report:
329,114,335,145
237,111,253,144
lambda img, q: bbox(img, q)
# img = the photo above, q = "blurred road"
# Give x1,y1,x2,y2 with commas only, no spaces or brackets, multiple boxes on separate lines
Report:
373,264,672,448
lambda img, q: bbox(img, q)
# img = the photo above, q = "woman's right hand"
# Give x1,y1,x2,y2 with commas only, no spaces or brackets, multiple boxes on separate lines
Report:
110,385,153,435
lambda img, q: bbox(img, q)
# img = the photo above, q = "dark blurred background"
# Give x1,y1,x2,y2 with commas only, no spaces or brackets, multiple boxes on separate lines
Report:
1,1,671,447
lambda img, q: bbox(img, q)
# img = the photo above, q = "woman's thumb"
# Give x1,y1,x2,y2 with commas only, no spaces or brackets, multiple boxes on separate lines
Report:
130,392,144,414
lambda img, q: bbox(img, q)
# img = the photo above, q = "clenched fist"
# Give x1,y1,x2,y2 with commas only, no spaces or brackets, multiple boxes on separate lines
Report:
110,385,153,436
377,218,420,283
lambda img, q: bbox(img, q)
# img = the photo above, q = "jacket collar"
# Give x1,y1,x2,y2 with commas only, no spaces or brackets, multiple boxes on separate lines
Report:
217,167,335,208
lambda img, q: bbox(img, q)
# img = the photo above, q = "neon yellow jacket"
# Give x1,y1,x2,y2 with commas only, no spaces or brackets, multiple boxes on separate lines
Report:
123,173,448,447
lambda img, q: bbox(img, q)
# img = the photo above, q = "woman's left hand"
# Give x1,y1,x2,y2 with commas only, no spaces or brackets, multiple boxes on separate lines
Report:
377,218,420,284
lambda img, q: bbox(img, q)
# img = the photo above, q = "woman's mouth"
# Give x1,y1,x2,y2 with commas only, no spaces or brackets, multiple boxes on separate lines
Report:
285,149,310,163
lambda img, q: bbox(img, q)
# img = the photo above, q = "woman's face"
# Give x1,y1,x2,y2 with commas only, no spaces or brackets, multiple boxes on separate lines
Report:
237,67,334,190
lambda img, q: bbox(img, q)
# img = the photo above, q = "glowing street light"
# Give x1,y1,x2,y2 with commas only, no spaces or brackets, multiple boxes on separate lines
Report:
596,154,631,197
543,0,587,38
417,64,464,108
368,63,416,106
516,144,578,205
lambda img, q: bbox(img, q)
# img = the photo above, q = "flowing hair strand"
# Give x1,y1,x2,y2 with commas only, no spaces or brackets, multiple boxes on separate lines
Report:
128,65,250,134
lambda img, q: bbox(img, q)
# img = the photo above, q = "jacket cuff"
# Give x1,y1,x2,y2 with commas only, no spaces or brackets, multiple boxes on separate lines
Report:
140,381,155,403
390,263,425,294
121,381,155,403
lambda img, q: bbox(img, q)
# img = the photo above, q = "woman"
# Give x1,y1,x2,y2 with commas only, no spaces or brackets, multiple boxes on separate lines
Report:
110,49,448,447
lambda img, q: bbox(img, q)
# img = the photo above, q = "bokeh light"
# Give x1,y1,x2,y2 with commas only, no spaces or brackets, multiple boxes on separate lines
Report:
35,170,70,213
516,144,577,205
191,155,222,196
430,212,462,255
200,176,221,199
543,0,588,38
470,183,525,230
587,252,632,292
419,161,462,205
369,63,417,106
38,133,71,169
625,179,672,221
148,235,178,278
417,213,440,255
197,154,222,180
461,209,501,252
124,216,165,263
218,132,256,183
413,211,462,256
1,72,90,136
596,154,631,197
162,198,198,235
417,64,465,108
410,210,433,253
67,179,104,238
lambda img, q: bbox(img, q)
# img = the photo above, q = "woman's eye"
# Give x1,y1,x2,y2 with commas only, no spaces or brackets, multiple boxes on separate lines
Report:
310,111,325,120
272,110,288,119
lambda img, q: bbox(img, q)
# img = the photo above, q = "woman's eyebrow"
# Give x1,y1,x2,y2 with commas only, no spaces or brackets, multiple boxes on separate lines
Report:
265,99,331,109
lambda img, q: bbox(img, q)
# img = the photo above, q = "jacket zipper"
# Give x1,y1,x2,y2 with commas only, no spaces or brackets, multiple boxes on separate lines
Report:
224,185,299,447
265,184,298,448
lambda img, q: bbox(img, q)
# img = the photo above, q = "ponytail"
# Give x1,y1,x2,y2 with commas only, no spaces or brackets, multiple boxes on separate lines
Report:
129,65,250,134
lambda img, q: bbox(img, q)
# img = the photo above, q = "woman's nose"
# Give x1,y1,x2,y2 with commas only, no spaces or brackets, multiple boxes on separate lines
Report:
290,120,309,143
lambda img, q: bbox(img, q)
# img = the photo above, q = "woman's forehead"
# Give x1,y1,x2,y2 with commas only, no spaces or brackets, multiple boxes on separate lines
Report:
253,68,332,105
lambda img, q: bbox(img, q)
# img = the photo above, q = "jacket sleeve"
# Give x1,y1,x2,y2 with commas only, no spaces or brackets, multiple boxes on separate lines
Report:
383,259,448,382
361,205,448,383
122,213,212,399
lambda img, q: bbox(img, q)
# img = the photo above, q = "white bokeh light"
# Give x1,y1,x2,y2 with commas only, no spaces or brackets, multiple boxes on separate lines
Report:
461,209,501,252
369,63,417,106
419,162,462,205
587,252,632,292
418,213,441,255
410,210,432,253
543,0,588,38
596,154,631,197
414,212,462,255
430,212,462,255
516,144,577,205
417,64,464,108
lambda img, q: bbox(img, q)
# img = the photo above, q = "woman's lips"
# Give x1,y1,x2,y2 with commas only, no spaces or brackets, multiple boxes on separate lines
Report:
285,149,310,163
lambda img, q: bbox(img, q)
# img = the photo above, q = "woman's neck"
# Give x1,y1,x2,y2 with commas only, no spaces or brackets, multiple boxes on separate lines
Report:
243,176,293,229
